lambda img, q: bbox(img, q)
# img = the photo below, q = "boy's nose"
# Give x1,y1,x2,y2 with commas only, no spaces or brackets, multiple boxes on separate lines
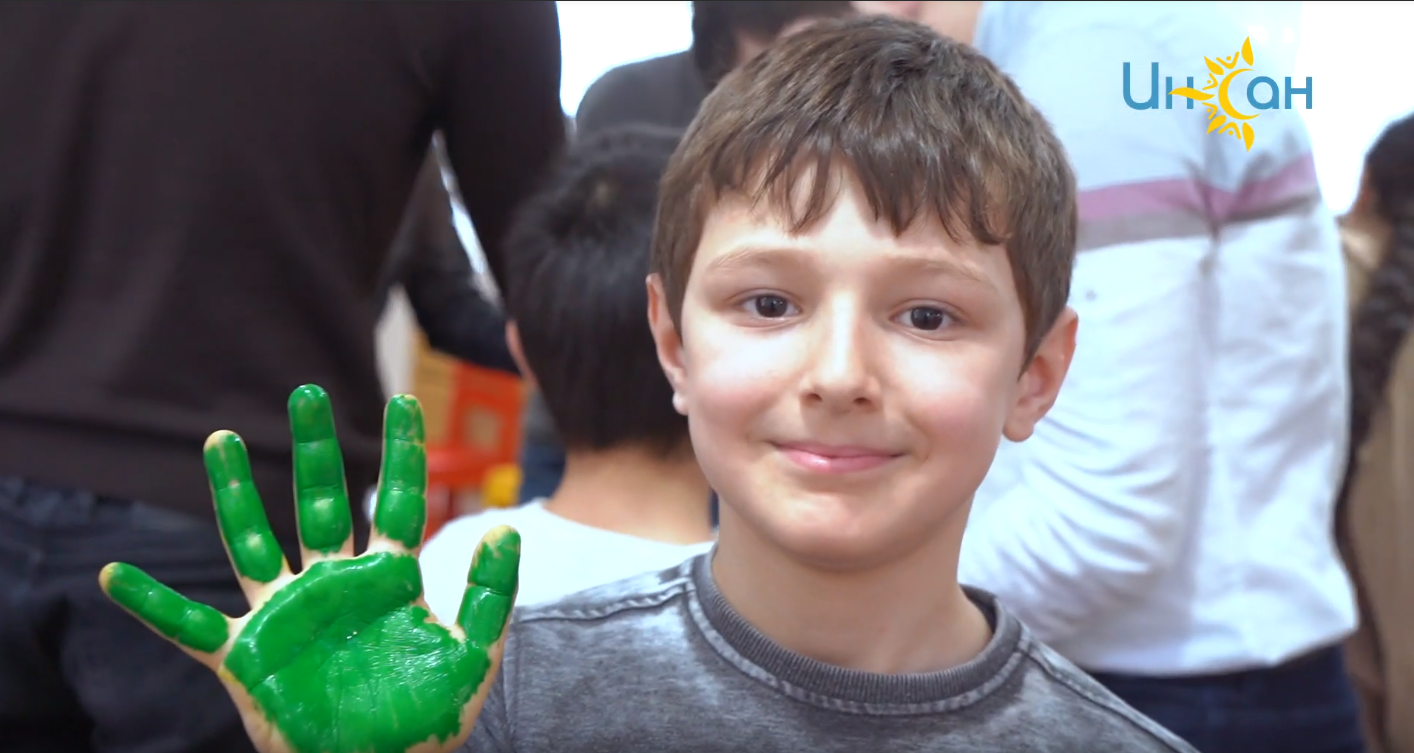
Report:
799,302,881,412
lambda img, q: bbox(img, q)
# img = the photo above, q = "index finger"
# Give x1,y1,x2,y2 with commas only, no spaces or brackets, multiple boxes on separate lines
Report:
371,395,428,551
206,431,290,601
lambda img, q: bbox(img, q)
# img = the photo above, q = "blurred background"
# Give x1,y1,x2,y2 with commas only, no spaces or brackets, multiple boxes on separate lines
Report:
376,0,1414,398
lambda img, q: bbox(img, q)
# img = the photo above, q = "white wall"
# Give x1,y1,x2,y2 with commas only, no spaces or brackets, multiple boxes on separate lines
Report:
1294,1,1414,213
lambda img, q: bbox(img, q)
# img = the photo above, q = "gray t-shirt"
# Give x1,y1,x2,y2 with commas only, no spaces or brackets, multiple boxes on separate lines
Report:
465,554,1196,752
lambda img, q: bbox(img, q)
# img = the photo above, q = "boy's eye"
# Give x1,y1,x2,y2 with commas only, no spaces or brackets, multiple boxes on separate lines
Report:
904,306,949,331
751,295,794,319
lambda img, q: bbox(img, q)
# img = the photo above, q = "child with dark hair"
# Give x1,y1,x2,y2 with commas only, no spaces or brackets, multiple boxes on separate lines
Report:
419,124,714,617
1338,111,1414,753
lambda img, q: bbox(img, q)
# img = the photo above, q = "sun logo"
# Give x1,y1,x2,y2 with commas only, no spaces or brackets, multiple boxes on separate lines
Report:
1169,38,1258,152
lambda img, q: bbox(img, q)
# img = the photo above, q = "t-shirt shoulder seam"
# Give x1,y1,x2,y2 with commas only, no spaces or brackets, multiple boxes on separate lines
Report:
515,570,694,625
1021,642,1187,750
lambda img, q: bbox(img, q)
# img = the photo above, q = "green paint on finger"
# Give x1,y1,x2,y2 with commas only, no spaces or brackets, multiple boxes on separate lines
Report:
460,590,514,650
206,431,285,583
459,528,520,648
373,395,427,549
101,562,229,653
469,528,520,594
288,384,353,553
223,553,489,753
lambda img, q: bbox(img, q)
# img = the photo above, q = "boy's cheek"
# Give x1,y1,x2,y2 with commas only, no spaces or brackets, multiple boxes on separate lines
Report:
901,369,1014,442
689,358,787,419
683,327,801,411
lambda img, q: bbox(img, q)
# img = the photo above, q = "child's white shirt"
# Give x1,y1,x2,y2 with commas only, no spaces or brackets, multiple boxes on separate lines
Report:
419,499,715,623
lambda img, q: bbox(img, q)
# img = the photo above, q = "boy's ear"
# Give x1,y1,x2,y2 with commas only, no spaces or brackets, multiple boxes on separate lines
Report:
505,321,538,390
1003,307,1077,442
646,274,689,416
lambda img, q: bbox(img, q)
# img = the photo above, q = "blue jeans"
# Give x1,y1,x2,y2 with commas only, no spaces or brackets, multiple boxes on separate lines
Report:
1092,645,1365,753
0,477,266,753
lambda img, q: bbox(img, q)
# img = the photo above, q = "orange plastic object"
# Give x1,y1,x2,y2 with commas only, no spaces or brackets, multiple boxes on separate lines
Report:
424,364,526,541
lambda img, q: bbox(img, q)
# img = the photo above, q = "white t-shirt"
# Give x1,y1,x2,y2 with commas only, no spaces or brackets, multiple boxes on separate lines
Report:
419,499,715,623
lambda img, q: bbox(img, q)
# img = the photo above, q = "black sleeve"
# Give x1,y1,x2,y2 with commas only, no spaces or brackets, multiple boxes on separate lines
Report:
397,154,520,376
436,0,566,292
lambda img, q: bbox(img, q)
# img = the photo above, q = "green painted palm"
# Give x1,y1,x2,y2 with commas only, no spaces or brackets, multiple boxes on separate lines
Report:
100,385,519,753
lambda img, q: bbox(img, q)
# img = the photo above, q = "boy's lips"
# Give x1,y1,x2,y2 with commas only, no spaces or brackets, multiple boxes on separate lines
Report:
772,441,903,474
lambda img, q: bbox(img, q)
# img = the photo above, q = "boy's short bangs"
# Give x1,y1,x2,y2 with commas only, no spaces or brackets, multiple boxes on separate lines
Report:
703,119,1010,254
652,16,1077,359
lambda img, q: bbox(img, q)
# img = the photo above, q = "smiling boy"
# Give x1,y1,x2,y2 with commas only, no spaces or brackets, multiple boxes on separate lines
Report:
102,15,1196,753
462,16,1192,752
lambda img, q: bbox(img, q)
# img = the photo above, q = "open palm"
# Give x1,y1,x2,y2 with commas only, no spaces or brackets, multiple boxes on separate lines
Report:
99,385,519,753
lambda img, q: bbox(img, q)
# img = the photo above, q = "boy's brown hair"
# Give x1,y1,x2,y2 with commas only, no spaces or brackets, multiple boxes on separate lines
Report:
651,15,1077,359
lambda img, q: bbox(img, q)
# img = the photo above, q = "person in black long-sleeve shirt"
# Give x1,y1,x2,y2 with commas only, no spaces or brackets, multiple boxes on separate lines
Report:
0,4,564,751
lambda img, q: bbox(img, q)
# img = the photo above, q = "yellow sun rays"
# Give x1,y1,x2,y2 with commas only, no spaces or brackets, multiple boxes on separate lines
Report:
1168,38,1259,152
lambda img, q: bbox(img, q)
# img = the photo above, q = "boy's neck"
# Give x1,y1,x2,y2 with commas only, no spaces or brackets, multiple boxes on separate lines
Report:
711,505,990,675
541,445,715,545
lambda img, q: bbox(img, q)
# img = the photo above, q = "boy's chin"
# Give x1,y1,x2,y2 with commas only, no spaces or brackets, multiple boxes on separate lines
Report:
748,502,950,574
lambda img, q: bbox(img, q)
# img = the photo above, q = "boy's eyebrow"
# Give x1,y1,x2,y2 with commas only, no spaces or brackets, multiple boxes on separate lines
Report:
704,245,997,291
881,254,997,291
702,245,804,274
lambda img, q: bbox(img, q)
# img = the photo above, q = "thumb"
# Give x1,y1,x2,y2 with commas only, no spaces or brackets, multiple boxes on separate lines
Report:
456,525,521,649
100,562,233,659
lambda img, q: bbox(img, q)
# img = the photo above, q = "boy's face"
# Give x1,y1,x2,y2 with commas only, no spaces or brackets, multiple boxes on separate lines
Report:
649,175,1075,569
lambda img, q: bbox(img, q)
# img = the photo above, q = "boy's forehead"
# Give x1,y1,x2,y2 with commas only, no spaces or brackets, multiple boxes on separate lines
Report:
699,175,994,254
692,183,1012,292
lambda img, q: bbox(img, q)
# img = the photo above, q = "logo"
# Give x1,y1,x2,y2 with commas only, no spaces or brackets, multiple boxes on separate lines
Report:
1122,37,1313,153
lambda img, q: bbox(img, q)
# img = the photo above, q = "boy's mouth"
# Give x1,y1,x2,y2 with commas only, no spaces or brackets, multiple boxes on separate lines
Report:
772,442,903,475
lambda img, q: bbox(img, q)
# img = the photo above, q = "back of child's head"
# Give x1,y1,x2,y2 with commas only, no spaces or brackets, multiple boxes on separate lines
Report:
503,124,687,455
654,15,1076,359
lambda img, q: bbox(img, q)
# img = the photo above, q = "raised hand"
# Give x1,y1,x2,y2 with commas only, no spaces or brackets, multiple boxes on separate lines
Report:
99,385,519,753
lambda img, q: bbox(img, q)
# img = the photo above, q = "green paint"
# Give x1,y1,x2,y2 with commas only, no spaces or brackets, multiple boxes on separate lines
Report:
206,431,286,583
224,553,491,753
372,395,427,549
100,562,230,653
459,529,520,649
102,389,524,753
288,384,353,553
215,539,518,753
